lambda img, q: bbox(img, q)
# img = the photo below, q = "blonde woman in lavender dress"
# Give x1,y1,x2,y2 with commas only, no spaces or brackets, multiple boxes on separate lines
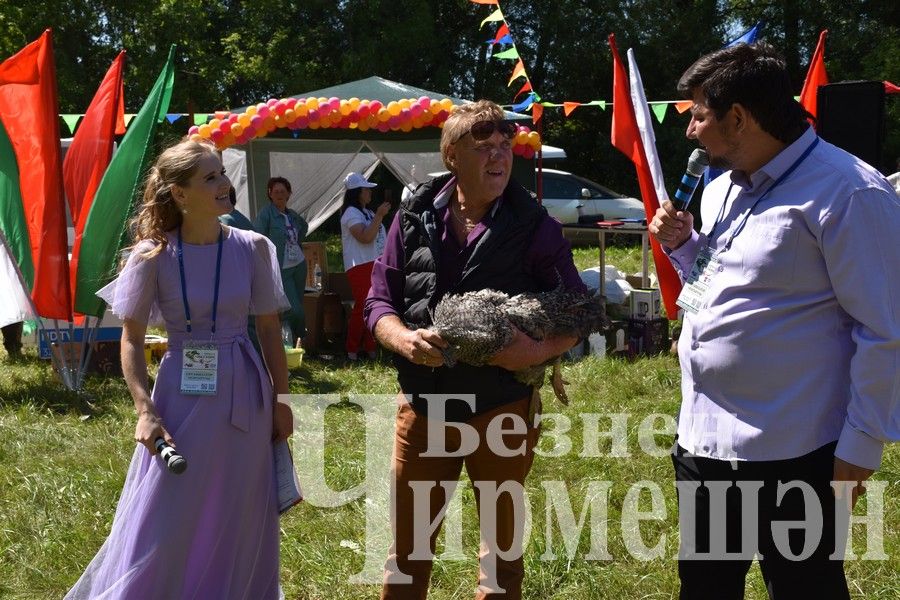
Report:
66,139,293,599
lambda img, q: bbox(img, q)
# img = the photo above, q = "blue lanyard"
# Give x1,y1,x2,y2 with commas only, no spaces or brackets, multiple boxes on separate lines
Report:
177,227,224,335
707,137,819,252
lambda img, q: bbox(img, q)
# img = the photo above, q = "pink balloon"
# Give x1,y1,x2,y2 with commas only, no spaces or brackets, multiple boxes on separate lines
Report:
329,97,340,111
377,122,390,133
274,101,287,115
410,103,424,117
436,110,449,123
338,116,351,128
349,111,361,123
369,100,383,113
257,105,270,119
210,129,224,142
307,108,320,122
400,108,411,121
250,115,263,128
357,105,370,119
220,121,232,134
522,147,535,160
295,116,309,129
267,98,279,108
418,96,431,109
188,125,199,135
387,115,401,128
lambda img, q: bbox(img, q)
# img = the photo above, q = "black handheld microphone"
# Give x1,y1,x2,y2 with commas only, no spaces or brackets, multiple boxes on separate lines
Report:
672,148,709,211
155,437,187,474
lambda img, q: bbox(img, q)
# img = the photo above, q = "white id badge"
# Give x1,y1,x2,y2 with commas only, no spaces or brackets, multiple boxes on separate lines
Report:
285,243,301,262
180,342,218,395
676,247,721,314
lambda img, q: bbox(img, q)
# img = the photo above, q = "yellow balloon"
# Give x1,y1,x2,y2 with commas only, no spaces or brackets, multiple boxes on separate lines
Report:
231,123,244,137
198,124,212,138
398,98,411,110
387,101,401,116
349,97,361,110
245,105,257,116
295,104,308,117
357,120,370,131
377,108,391,122
527,131,541,147
440,98,453,111
190,133,202,143
284,109,296,123
515,131,529,145
238,113,251,128
339,100,352,116
306,97,319,110
430,102,443,115
208,118,221,129
400,121,413,132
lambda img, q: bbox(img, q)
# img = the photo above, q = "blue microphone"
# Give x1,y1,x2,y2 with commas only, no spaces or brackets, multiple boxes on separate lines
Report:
155,437,187,474
672,149,709,211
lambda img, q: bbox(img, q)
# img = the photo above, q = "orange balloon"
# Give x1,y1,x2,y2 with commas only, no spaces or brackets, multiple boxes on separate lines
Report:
387,101,401,116
198,124,212,138
439,98,453,111
231,123,244,137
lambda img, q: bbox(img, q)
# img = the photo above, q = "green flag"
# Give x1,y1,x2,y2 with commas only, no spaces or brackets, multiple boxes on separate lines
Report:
0,118,33,289
74,46,176,317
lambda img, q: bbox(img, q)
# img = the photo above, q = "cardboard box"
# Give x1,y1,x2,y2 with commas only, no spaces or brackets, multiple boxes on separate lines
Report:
626,317,669,356
302,242,328,291
303,291,345,352
630,288,661,320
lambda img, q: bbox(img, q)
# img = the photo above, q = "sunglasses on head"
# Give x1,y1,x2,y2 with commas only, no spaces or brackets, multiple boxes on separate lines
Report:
456,119,517,143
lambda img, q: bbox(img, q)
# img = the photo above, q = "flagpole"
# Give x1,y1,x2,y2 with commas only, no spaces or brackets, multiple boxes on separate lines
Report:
51,318,75,389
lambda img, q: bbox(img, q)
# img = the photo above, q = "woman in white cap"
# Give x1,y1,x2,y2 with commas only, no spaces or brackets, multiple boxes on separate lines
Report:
340,172,390,360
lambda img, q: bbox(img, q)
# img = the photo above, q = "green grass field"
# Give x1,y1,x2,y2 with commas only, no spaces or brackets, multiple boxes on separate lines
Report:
0,246,897,599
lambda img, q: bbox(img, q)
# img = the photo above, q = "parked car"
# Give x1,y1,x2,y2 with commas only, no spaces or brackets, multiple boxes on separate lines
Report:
534,168,646,225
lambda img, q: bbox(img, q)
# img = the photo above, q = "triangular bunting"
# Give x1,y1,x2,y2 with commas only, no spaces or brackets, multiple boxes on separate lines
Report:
511,92,535,112
123,113,136,127
480,8,504,29
514,80,532,100
165,113,182,124
532,103,543,124
507,59,526,86
493,47,519,60
470,0,499,4
61,114,81,135
563,102,581,117
651,103,667,123
493,23,510,45
674,101,692,113
193,113,209,126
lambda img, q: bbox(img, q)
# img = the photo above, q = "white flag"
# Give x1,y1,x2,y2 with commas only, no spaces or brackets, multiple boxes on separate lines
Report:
0,230,34,328
627,48,669,203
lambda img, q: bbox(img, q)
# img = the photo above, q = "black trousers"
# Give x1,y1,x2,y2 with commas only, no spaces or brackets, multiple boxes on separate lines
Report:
672,441,850,600
1,321,23,356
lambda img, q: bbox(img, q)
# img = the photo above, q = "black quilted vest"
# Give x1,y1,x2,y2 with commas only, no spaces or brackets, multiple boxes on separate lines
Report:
395,173,548,421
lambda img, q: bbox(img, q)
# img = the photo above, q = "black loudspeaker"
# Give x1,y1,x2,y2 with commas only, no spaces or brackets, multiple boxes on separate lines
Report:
816,81,885,170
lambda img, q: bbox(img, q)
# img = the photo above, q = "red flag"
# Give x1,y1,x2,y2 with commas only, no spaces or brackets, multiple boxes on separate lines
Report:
65,51,125,313
115,75,126,134
0,30,71,319
609,34,682,319
799,30,828,124
64,51,125,224
493,23,510,45
884,81,899,95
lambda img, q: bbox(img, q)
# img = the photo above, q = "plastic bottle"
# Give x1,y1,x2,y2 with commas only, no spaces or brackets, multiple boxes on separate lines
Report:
313,262,323,290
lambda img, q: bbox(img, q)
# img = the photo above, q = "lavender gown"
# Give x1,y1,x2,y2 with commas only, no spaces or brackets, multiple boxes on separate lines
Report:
66,227,290,600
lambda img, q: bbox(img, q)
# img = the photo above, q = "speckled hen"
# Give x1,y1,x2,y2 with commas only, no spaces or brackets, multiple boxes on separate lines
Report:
430,286,607,404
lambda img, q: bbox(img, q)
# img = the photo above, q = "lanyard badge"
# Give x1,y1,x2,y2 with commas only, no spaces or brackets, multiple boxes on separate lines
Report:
676,247,721,314
181,342,219,395
177,227,223,395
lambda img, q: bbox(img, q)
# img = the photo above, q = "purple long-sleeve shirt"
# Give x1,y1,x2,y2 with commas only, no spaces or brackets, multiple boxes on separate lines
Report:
365,176,587,334
666,127,900,469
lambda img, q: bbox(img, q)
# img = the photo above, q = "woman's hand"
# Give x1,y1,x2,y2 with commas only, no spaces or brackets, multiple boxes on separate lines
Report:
374,201,391,219
273,401,294,442
134,408,173,454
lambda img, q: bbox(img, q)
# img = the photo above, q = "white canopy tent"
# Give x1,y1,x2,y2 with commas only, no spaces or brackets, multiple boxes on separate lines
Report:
221,77,564,232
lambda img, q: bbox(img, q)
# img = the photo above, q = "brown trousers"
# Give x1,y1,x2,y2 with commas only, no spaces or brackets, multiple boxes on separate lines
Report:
381,396,540,600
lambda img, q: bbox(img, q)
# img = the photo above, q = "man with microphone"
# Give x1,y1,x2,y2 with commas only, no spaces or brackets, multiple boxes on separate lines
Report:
649,43,899,599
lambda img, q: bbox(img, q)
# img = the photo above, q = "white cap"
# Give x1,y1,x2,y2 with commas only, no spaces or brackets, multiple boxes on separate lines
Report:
344,172,377,190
